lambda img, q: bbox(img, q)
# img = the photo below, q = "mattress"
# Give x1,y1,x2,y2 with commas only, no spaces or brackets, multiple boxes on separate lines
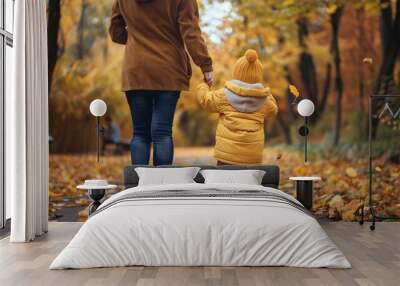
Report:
50,183,351,269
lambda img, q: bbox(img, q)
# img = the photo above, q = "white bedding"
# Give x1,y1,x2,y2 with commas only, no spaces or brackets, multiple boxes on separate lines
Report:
50,183,351,269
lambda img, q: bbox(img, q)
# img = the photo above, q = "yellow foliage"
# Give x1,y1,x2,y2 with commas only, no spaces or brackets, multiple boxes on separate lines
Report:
289,85,300,98
345,167,358,178
49,0,390,150
327,4,338,15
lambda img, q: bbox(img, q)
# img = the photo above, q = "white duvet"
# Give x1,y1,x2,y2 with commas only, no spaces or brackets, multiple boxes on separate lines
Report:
50,183,351,269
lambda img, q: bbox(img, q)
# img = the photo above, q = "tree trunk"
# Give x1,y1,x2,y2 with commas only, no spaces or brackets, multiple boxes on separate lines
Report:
379,0,393,56
296,18,320,124
47,0,61,95
283,65,297,121
331,7,344,146
276,113,292,145
314,62,332,122
298,53,320,124
355,8,367,113
290,19,332,127
76,0,89,60
358,76,365,112
297,18,309,48
371,0,400,138
375,0,399,95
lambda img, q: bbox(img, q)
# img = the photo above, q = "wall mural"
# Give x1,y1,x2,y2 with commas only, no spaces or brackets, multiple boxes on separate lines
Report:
46,0,400,224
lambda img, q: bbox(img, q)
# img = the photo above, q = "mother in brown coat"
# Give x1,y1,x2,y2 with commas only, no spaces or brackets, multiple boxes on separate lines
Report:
109,0,213,165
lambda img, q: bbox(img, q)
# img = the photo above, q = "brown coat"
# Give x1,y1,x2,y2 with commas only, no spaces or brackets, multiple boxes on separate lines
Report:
109,0,213,91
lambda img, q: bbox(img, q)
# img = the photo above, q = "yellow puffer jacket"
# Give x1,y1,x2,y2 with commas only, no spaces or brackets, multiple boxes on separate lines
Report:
197,80,278,165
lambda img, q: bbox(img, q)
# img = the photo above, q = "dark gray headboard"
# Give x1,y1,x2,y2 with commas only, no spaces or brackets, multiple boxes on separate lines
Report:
123,165,280,189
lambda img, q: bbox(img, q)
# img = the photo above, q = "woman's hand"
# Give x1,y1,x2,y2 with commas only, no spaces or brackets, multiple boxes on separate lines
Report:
203,72,214,87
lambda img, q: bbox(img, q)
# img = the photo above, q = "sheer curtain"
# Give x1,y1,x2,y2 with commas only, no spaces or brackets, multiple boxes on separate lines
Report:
7,0,49,242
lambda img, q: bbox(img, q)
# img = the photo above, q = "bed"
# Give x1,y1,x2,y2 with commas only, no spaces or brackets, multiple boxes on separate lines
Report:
50,165,351,269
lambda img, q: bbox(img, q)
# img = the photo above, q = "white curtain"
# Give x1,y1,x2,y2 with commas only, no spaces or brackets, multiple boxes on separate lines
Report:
7,0,49,242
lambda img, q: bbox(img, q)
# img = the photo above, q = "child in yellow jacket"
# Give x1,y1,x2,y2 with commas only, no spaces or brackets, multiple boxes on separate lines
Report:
197,49,278,165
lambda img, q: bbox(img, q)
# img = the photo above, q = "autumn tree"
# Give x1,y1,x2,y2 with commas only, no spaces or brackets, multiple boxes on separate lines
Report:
47,0,61,94
329,4,345,145
371,0,400,138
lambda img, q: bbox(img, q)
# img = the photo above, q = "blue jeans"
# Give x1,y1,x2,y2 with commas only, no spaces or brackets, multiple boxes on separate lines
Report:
125,90,180,165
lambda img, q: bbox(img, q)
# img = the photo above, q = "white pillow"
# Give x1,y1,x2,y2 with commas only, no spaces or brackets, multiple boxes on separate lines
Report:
135,167,201,186
200,169,266,185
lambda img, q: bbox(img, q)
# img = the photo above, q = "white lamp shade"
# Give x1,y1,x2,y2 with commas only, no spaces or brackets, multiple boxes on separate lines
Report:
89,99,107,117
297,99,315,117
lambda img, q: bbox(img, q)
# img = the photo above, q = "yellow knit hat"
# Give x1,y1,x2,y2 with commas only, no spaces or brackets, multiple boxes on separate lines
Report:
232,49,263,84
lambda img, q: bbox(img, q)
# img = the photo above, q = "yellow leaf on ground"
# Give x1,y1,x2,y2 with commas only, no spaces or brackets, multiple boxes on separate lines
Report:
390,171,399,178
342,200,362,221
346,167,358,178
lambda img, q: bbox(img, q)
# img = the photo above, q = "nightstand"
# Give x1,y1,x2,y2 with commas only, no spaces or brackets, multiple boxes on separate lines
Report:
77,180,117,216
289,176,321,210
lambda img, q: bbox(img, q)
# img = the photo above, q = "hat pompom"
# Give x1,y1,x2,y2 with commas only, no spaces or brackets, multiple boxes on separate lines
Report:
232,49,263,83
245,49,258,63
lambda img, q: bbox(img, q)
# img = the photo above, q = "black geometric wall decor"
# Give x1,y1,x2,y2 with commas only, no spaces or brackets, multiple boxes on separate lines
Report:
358,94,400,230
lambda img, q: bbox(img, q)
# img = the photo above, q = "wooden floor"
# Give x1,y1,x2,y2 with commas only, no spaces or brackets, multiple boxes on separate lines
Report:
0,222,399,286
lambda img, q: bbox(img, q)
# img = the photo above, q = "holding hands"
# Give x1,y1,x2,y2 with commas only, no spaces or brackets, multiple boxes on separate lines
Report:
203,71,214,87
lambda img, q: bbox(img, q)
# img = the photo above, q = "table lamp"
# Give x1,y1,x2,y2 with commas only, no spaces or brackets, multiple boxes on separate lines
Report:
297,99,315,163
89,99,107,162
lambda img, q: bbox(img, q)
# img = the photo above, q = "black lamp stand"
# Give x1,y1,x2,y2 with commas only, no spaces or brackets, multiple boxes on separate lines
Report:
95,116,105,163
88,189,106,215
96,117,100,162
298,116,310,163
